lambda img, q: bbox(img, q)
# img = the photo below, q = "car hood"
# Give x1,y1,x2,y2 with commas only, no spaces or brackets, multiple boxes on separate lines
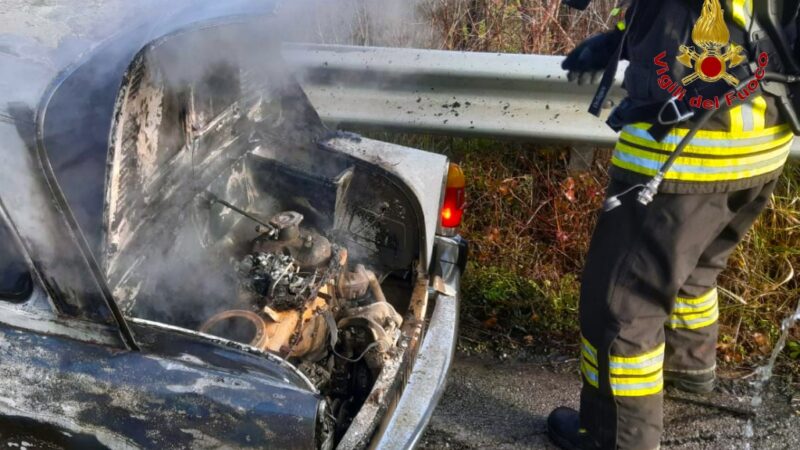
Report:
101,17,329,312
14,1,281,255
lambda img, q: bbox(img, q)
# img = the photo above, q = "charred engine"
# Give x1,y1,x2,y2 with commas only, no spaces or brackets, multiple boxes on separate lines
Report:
198,209,403,426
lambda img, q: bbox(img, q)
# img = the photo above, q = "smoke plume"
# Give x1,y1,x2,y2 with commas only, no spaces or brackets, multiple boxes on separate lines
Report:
0,0,433,328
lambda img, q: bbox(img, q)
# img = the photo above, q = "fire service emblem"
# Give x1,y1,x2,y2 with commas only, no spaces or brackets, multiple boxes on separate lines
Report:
676,0,745,86
654,0,769,110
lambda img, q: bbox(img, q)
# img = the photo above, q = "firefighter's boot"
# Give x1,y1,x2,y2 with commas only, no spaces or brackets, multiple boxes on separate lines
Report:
546,407,600,450
664,370,716,394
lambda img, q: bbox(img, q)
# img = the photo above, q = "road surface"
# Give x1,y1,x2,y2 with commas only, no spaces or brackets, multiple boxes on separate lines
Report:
420,353,800,449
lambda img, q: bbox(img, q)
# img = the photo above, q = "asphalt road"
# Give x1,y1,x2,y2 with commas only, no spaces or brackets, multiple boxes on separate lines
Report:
419,353,800,450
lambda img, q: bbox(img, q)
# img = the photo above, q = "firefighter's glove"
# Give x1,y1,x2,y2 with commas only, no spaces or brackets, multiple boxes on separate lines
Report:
562,30,623,85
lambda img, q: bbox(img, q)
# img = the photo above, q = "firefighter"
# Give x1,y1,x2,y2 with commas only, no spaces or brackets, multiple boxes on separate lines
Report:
547,0,799,449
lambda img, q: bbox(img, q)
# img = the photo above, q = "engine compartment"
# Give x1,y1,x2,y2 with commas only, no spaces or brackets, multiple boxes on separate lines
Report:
100,22,433,445
105,136,423,443
192,204,408,442
198,205,404,389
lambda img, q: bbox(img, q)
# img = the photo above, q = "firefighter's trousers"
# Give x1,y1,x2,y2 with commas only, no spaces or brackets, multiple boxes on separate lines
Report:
578,178,777,450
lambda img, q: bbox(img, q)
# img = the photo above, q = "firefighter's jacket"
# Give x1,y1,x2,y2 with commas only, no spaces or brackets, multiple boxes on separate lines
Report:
609,0,800,194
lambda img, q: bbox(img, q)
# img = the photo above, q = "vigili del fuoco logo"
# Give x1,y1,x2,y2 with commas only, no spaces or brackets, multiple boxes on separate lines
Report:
653,0,769,110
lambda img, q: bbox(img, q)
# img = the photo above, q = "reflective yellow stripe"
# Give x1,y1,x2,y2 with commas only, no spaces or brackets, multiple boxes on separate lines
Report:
609,343,665,365
609,344,664,397
611,379,664,397
581,335,597,353
686,315,719,330
609,344,664,377
731,0,749,29
620,125,793,155
581,360,599,388
673,299,716,314
674,289,718,314
620,126,793,156
676,288,717,305
580,335,600,388
672,306,717,322
612,153,789,181
617,132,794,158
581,335,598,366
628,122,791,142
615,141,789,168
582,341,666,396
730,104,745,133
611,145,790,182
753,96,767,131
668,309,719,330
668,291,720,329
611,370,663,385
582,348,597,367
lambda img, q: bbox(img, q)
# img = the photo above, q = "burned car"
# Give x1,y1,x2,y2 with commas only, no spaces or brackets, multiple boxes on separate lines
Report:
0,2,465,449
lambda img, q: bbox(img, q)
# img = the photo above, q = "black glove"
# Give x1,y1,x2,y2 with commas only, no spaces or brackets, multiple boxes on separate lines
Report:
562,30,624,85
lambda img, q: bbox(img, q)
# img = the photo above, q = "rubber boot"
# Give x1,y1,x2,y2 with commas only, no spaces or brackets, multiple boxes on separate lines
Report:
664,370,716,394
546,407,600,450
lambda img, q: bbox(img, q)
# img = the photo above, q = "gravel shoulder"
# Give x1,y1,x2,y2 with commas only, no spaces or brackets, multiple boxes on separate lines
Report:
420,353,800,450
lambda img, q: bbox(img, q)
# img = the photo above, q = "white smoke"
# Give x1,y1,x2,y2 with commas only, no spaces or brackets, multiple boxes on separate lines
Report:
0,0,438,55
0,0,437,328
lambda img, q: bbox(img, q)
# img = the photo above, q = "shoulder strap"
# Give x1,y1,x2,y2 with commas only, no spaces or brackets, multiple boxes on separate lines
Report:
589,1,639,116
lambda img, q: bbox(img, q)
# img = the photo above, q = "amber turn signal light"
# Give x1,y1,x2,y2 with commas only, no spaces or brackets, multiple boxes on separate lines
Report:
441,163,465,229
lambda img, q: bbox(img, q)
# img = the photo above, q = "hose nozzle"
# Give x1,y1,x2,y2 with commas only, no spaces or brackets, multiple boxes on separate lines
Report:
603,196,623,212
602,183,647,212
637,173,664,206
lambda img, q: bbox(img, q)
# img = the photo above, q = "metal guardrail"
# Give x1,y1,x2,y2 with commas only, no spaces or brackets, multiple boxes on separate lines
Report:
284,44,800,160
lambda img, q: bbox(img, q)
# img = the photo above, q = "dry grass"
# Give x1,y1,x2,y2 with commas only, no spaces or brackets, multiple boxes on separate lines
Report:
318,0,619,52
717,165,800,368
422,0,617,53
456,145,605,350
456,143,800,372
351,1,800,371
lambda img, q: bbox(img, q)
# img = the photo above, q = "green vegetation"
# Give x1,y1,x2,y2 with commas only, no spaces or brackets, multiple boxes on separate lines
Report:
455,144,800,374
379,131,799,374
357,1,799,374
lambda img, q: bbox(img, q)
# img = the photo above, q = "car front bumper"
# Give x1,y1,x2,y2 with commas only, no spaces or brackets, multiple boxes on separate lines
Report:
370,235,465,449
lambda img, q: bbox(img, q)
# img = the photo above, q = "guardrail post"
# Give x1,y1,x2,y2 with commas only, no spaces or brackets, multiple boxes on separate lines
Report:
568,145,595,173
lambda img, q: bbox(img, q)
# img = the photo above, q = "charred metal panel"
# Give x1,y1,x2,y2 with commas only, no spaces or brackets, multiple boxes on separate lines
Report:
40,34,139,255
0,320,321,449
103,21,327,315
0,288,123,348
321,136,448,273
337,277,429,450
36,1,280,253
0,104,119,327
249,141,426,274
